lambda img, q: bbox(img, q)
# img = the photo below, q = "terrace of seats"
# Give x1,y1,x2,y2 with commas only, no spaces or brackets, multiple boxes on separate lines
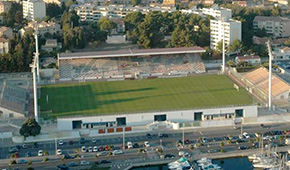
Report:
59,53,206,79
0,80,28,114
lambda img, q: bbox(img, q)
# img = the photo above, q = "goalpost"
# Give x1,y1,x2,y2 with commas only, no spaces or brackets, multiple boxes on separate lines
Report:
234,83,239,92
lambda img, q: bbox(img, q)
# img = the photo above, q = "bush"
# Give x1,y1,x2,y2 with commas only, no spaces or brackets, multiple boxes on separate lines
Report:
42,158,48,162
9,160,17,165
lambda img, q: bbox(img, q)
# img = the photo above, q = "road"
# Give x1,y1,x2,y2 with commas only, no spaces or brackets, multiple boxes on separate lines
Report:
0,122,289,169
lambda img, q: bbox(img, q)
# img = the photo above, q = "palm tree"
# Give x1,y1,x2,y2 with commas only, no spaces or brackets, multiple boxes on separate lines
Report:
220,142,224,148
28,160,32,168
189,144,194,150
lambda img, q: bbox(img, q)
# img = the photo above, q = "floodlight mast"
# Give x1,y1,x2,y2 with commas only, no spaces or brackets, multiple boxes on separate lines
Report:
266,40,273,110
222,18,225,74
30,57,39,122
34,24,40,82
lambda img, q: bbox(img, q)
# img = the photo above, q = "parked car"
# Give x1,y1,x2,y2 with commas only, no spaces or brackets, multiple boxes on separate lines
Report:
146,133,152,138
56,164,68,170
58,140,64,146
80,138,85,144
113,150,123,155
81,146,87,153
57,149,62,155
62,153,73,159
93,146,98,152
144,141,150,147
164,154,175,158
38,150,44,156
17,159,27,164
9,147,18,153
127,142,133,149
68,162,78,167
99,160,111,164
80,161,90,166
92,138,97,143
184,139,190,144
22,144,27,149
33,142,39,148
69,141,73,145
133,143,140,148
243,132,250,139
236,139,247,144
26,152,32,157
88,146,93,152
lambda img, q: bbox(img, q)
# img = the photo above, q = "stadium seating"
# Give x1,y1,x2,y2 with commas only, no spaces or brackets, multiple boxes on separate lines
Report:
59,53,206,80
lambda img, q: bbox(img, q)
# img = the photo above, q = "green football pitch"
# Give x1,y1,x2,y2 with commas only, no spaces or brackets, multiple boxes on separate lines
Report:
39,75,253,119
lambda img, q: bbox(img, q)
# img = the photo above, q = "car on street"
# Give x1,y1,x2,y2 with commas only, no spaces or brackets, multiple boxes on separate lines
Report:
127,142,133,149
144,141,150,147
113,150,123,155
238,145,250,150
164,154,175,158
17,159,27,164
92,138,97,143
80,161,90,166
178,151,189,157
93,146,98,152
58,140,64,146
81,146,87,152
26,152,32,157
56,164,68,170
80,138,85,144
146,133,152,138
68,162,78,167
88,146,93,152
38,150,44,156
236,139,247,144
69,141,73,145
22,144,27,149
9,147,18,153
99,160,111,164
62,153,73,159
208,149,219,153
57,149,62,155
97,151,108,156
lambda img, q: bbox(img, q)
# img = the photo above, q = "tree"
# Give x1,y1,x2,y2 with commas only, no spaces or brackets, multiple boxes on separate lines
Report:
46,3,61,19
19,118,41,138
227,60,235,67
230,39,244,54
132,0,141,6
217,40,228,53
98,17,116,35
284,40,290,47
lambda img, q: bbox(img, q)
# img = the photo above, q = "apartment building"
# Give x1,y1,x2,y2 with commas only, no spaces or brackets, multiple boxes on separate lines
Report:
253,16,290,38
19,21,61,37
201,5,232,20
0,1,11,14
22,0,46,21
210,19,242,50
75,4,176,23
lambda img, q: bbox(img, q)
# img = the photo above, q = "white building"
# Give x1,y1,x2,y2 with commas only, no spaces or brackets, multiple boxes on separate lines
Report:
23,0,46,21
273,47,290,60
20,21,62,37
210,19,242,50
75,4,176,23
253,16,290,38
57,105,258,131
201,5,232,20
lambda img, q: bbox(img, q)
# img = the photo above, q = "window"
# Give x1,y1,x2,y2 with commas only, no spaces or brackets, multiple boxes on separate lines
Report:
72,120,82,129
116,117,126,126
235,109,244,118
194,112,203,121
154,114,166,121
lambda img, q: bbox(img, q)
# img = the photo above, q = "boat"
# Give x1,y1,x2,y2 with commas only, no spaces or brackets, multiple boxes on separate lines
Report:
197,158,212,164
168,157,191,170
196,158,222,170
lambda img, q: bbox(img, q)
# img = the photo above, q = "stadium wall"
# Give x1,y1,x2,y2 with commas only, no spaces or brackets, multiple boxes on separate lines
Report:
57,105,258,131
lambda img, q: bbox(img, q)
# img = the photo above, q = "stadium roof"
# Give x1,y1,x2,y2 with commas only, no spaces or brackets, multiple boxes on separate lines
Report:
244,67,290,97
58,47,205,60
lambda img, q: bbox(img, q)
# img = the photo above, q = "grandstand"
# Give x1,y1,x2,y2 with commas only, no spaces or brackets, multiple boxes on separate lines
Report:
0,80,28,118
58,47,206,80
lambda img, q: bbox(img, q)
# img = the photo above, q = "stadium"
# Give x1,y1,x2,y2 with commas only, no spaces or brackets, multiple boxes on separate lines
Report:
40,47,258,132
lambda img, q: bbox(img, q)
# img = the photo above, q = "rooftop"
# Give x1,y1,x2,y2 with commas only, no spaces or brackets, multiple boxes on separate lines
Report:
59,47,205,60
254,16,290,22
